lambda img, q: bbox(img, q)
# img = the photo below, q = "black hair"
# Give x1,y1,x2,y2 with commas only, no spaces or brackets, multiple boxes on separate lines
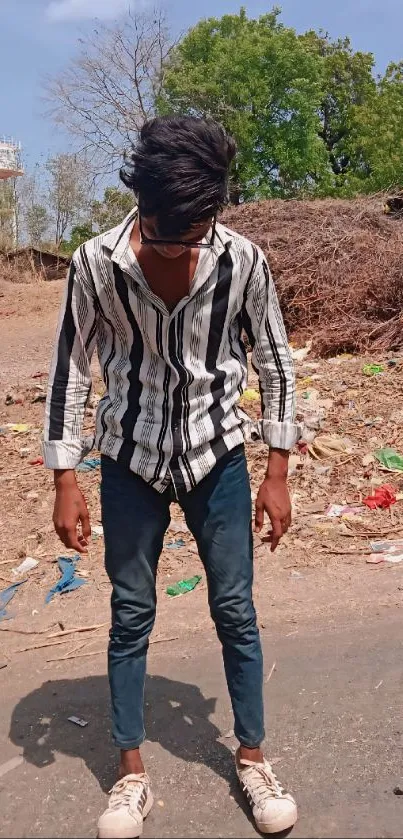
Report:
120,116,236,237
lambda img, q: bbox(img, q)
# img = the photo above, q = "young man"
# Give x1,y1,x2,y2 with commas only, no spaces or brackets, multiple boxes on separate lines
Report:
43,116,300,838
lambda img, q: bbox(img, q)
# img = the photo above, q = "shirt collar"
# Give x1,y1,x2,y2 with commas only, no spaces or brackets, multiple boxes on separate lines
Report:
101,207,233,269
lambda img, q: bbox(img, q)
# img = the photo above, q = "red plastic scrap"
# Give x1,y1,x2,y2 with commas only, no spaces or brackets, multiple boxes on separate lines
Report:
29,457,44,466
363,484,396,510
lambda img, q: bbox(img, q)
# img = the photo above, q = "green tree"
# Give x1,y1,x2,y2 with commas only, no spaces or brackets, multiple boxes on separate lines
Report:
301,32,377,190
60,223,94,255
158,9,329,199
92,187,134,233
344,62,403,193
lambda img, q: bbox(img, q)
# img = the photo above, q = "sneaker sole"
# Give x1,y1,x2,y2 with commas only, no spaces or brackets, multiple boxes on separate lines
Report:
256,805,298,835
97,792,154,839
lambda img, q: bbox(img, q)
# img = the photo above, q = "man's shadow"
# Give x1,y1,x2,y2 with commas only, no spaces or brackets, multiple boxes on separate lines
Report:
8,673,250,818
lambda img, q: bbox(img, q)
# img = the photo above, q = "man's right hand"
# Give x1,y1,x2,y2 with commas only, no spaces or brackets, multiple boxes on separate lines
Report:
53,470,91,553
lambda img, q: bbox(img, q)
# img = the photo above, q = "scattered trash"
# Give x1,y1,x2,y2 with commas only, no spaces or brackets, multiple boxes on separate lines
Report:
12,557,39,576
165,538,186,550
291,341,312,362
32,371,46,379
76,457,101,472
362,363,384,376
166,575,202,596
241,388,260,402
374,680,383,690
363,485,397,510
68,716,89,728
157,800,165,808
375,448,403,472
92,525,104,538
308,434,351,460
266,662,277,683
0,581,26,622
371,539,403,554
325,504,362,518
368,539,403,564
45,556,87,603
32,393,46,404
393,786,403,796
0,662,7,670
19,447,31,458
29,457,44,466
5,423,31,434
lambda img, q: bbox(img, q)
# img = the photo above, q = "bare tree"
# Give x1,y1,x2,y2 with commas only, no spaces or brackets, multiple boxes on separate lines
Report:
45,8,173,176
46,153,90,245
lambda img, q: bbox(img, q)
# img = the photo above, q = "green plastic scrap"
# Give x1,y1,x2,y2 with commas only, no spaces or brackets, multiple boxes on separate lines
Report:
362,364,384,376
375,448,403,472
166,575,202,597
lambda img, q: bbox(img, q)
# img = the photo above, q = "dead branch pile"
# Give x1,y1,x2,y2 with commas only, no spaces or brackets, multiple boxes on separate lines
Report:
222,197,403,356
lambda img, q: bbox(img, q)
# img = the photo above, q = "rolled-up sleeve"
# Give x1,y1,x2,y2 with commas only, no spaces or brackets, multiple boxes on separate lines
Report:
42,253,98,469
242,250,302,450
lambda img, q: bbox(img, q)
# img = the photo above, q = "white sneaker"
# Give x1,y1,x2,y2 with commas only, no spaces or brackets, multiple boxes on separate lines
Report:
236,752,298,834
97,773,154,839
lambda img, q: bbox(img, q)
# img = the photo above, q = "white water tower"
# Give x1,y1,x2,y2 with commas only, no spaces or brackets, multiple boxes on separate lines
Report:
0,138,23,180
0,138,23,249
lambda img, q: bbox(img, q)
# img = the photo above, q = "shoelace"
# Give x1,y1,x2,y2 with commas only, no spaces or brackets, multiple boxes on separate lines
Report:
108,777,146,812
242,763,285,807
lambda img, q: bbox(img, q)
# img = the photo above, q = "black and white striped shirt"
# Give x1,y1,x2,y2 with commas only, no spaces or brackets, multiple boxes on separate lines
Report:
43,210,300,492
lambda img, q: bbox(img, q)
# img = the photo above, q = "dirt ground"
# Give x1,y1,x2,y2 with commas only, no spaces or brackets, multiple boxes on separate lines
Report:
1,276,403,838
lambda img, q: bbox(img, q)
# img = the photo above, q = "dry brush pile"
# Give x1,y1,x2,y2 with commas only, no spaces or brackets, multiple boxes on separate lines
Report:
223,197,403,356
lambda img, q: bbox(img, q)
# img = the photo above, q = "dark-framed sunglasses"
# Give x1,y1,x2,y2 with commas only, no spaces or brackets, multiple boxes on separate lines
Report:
139,214,217,249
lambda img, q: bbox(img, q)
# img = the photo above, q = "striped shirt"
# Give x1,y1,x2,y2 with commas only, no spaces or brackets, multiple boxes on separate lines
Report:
43,210,300,492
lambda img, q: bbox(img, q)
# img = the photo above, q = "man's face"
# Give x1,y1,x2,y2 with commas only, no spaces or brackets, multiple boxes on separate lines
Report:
140,216,213,260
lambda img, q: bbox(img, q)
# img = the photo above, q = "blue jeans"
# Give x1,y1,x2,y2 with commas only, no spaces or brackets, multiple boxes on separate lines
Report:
101,445,264,750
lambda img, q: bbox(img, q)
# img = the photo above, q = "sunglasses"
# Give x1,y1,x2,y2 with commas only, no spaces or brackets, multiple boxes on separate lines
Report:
139,215,217,249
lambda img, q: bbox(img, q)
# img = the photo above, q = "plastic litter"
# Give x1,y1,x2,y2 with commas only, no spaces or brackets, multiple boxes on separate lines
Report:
166,538,186,550
0,581,26,622
363,485,397,510
29,457,44,466
291,341,312,362
68,716,89,728
92,525,104,538
12,557,39,575
45,556,87,603
166,575,202,596
368,540,403,563
308,434,351,460
5,423,31,434
375,448,403,472
362,363,384,376
77,457,101,472
325,504,362,518
241,388,260,402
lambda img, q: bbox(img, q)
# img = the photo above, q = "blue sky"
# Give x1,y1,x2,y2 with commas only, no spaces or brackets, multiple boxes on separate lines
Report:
2,0,403,172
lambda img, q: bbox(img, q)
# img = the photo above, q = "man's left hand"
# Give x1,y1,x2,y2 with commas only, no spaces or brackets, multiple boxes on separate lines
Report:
255,476,292,552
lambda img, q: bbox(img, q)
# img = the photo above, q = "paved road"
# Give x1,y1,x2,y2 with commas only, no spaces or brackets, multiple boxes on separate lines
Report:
1,611,403,838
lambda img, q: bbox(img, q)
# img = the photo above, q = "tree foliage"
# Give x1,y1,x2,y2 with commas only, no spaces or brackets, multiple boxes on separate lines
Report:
46,153,90,245
92,186,134,232
159,9,403,198
159,9,328,199
25,204,50,246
